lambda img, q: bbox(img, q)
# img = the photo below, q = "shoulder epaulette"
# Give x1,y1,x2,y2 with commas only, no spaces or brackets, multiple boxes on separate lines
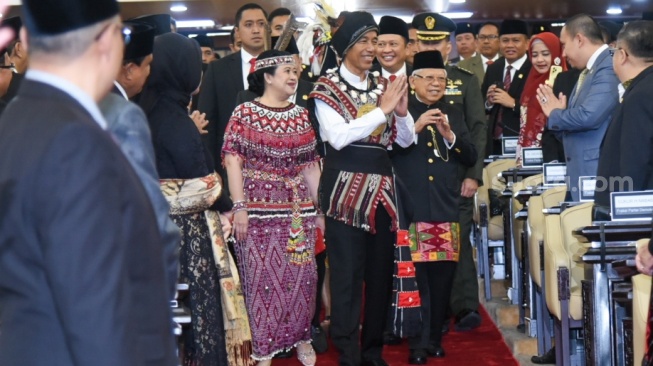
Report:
453,66,473,75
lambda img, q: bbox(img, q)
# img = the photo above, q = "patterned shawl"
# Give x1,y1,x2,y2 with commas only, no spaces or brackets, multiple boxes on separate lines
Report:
160,173,253,366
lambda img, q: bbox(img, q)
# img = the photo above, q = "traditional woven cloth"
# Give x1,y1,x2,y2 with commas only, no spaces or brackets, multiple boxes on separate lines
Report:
222,101,320,360
311,68,421,338
310,68,399,232
160,173,253,366
409,222,461,262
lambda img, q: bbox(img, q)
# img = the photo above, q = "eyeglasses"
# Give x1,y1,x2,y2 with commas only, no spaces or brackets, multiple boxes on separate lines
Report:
0,64,16,72
413,74,447,83
478,35,499,41
609,47,628,57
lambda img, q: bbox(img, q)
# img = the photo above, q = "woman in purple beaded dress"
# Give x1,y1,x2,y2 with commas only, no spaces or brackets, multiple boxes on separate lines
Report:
223,50,323,366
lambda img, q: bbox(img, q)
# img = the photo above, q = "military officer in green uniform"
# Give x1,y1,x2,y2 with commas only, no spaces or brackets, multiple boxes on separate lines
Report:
411,12,487,331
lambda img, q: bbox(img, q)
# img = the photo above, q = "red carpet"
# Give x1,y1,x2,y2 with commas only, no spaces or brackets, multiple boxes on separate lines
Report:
277,306,518,365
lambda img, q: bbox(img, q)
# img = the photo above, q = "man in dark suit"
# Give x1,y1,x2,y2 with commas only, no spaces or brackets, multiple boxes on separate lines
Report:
594,21,653,210
199,3,268,196
412,12,488,331
482,19,532,157
236,35,312,107
536,14,619,201
0,0,177,365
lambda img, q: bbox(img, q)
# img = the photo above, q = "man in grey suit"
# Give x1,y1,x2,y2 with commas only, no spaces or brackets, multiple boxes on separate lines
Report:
101,21,180,302
0,0,178,364
537,14,619,201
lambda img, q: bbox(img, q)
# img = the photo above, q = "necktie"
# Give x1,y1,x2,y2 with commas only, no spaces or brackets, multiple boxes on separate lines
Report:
249,58,256,74
572,68,589,101
389,75,397,82
494,65,512,139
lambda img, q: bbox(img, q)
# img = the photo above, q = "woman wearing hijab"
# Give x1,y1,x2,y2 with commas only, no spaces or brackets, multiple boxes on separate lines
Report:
516,32,567,162
140,33,250,366
223,49,323,366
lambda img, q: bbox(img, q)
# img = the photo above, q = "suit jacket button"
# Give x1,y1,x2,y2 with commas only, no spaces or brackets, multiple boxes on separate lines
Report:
566,157,571,162
427,142,433,147
428,158,434,163
429,176,434,181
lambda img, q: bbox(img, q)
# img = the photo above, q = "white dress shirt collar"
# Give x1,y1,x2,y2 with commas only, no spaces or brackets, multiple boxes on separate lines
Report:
480,54,499,64
340,63,370,88
381,63,407,79
587,44,609,70
113,81,129,100
506,53,528,72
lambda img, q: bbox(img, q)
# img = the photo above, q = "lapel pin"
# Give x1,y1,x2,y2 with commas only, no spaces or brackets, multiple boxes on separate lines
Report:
518,74,523,79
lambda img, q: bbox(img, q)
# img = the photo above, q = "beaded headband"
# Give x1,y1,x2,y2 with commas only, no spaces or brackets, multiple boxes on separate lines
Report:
254,55,295,71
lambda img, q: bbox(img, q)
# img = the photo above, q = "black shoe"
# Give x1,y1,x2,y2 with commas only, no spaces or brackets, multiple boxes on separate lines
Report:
408,349,428,365
382,331,402,345
311,324,328,354
531,347,556,364
454,309,481,331
426,344,445,358
361,359,389,366
273,348,293,359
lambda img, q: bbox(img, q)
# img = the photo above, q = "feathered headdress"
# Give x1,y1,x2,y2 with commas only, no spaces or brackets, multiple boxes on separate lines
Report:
297,0,339,77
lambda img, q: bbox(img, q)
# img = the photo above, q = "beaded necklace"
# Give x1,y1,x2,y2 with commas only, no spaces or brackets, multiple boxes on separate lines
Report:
326,67,385,105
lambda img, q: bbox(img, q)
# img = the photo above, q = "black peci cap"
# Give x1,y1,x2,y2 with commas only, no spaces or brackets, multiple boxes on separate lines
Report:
412,50,446,71
193,34,214,49
123,22,155,61
500,19,529,36
130,14,172,36
379,15,409,41
455,22,474,36
22,0,119,36
411,13,456,42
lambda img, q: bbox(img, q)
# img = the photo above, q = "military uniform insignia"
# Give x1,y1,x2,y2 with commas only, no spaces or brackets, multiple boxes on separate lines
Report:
445,80,463,96
302,95,308,100
454,66,473,75
425,16,435,30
